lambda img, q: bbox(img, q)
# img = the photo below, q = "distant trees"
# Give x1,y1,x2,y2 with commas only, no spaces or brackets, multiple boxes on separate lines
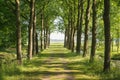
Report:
63,0,77,52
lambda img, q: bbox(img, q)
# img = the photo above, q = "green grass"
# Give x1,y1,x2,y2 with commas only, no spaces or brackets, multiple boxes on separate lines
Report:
0,43,120,80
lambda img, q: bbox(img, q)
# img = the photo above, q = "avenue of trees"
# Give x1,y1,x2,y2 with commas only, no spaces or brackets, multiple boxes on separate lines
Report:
0,0,120,73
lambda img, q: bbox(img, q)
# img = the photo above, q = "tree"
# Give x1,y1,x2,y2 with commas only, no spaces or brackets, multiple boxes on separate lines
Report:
32,3,37,55
76,0,84,54
62,0,77,52
89,0,97,62
15,0,22,64
0,0,16,48
28,0,35,60
103,0,111,72
83,0,91,57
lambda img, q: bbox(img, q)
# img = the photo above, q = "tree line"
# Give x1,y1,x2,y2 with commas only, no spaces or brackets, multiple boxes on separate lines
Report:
0,0,120,73
62,0,119,72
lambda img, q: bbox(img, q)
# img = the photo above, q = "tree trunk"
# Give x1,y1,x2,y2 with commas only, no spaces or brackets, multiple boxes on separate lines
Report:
48,30,50,46
67,20,70,49
90,0,97,63
44,26,46,49
69,6,74,51
111,37,114,52
76,0,81,53
46,26,49,48
67,15,71,49
32,5,36,55
64,27,67,47
71,0,76,52
28,0,35,60
76,0,84,54
40,13,44,51
36,33,38,54
117,29,119,53
103,0,111,72
71,28,75,52
15,0,22,64
83,0,91,57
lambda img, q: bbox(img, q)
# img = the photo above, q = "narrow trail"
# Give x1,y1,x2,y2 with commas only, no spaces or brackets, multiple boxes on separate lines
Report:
20,44,99,80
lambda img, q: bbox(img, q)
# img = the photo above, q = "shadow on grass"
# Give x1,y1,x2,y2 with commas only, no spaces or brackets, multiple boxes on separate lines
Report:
23,71,84,77
38,51,78,58
5,44,119,80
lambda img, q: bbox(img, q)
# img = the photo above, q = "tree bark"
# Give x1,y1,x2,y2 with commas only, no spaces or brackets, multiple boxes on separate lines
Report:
40,13,44,51
76,0,81,53
46,25,49,48
67,24,70,49
48,30,50,46
32,5,36,55
117,29,119,53
103,0,111,72
90,0,97,62
68,6,75,52
83,0,91,57
44,26,46,49
15,0,22,64
67,13,71,49
28,0,35,60
71,0,76,52
36,33,38,54
76,0,84,54
64,27,67,47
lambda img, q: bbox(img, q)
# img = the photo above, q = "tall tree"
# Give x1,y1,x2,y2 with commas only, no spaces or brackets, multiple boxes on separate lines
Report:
103,0,111,72
76,0,84,54
64,0,77,52
40,11,44,51
28,0,35,60
89,0,97,62
15,0,22,64
32,3,37,55
83,0,91,57
36,33,39,53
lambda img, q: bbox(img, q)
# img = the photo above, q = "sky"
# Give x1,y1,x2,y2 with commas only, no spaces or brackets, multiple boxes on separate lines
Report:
50,31,64,40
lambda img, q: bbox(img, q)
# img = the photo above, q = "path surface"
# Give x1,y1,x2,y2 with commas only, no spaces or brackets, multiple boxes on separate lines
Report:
19,44,99,80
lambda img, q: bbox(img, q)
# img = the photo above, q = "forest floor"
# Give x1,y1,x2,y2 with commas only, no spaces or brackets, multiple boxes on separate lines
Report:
4,43,120,80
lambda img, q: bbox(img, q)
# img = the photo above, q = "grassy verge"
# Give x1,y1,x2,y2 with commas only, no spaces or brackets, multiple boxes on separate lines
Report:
0,43,120,80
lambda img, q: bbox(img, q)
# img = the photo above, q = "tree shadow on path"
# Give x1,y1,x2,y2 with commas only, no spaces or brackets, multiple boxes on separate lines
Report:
21,44,100,80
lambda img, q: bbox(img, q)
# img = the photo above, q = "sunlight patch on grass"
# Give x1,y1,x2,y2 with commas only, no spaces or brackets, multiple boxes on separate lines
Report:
75,74,100,80
2,43,120,80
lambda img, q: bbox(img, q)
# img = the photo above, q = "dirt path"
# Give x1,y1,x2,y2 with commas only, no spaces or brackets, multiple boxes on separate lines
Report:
20,44,99,80
34,44,75,80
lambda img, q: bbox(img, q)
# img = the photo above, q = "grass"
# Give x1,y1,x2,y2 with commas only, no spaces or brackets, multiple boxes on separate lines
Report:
0,43,120,80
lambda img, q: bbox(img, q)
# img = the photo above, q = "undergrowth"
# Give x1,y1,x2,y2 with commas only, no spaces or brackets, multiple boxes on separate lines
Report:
0,62,21,80
0,44,120,80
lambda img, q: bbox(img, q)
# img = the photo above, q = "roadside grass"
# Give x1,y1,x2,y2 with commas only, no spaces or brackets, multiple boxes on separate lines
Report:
0,43,120,80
